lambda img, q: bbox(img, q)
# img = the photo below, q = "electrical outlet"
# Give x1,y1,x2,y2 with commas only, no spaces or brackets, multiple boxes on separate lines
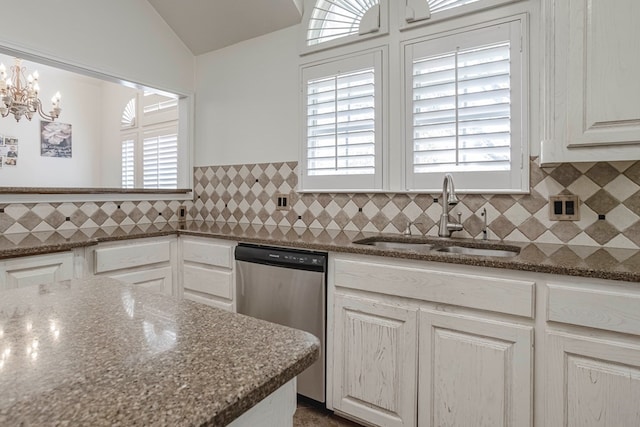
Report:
178,204,187,222
549,194,580,221
275,193,291,211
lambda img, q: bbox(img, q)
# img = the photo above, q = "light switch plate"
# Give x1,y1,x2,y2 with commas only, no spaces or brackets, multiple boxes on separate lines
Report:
275,193,291,211
549,195,580,221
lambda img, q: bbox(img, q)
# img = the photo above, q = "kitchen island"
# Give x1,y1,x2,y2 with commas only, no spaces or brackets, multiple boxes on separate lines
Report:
0,277,319,426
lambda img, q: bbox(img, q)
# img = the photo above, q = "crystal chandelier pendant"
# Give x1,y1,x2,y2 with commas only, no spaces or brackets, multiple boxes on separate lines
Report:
0,58,62,122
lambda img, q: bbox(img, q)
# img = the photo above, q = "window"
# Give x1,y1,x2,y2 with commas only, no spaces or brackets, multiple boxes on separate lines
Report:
401,0,521,28
120,92,179,189
301,50,384,190
302,0,388,52
300,0,532,193
405,19,527,192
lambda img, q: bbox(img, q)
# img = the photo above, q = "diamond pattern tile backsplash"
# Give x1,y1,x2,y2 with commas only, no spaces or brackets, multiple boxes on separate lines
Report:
0,200,184,234
0,158,638,250
191,158,640,249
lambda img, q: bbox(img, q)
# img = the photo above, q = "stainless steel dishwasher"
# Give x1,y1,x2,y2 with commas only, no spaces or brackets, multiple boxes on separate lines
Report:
235,243,327,404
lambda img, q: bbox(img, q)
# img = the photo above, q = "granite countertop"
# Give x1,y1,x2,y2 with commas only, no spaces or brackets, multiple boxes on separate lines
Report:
1,221,639,282
0,277,319,426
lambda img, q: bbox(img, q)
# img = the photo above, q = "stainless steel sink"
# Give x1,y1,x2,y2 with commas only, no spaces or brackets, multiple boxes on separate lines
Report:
359,240,434,252
434,245,519,258
354,237,520,258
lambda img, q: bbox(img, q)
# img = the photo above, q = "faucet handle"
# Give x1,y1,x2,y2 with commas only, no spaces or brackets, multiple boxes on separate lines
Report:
457,212,462,224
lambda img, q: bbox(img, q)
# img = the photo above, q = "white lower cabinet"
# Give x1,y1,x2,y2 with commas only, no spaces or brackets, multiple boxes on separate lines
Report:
332,293,417,427
418,310,533,427
0,252,74,291
179,236,236,311
88,236,177,296
544,279,640,426
546,332,640,427
330,253,535,427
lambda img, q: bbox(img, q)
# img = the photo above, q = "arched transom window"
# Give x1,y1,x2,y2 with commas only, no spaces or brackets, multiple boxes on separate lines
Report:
306,0,380,46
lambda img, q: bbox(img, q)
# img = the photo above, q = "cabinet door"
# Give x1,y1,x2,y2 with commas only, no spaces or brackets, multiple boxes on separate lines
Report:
419,310,533,427
546,332,640,427
110,266,173,296
564,0,640,147
1,253,74,291
332,294,417,427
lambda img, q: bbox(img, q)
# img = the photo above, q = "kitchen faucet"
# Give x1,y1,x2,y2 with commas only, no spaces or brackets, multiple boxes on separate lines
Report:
438,173,463,237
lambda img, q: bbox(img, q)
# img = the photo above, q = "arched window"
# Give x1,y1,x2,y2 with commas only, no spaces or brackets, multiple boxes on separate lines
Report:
121,97,136,129
307,0,380,46
303,0,387,52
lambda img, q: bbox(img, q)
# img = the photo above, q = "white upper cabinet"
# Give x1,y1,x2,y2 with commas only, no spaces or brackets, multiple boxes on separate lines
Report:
541,0,640,164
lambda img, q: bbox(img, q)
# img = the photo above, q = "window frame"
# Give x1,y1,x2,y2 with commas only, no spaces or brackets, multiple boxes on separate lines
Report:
398,0,525,31
403,15,529,193
300,48,386,191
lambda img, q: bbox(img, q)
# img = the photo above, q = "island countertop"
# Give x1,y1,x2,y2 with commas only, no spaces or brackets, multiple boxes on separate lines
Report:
0,277,319,426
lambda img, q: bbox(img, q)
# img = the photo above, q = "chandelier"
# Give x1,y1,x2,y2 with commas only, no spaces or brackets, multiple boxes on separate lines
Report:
0,58,61,122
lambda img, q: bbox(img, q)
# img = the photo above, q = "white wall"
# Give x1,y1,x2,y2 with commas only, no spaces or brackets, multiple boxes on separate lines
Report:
0,56,104,187
195,26,300,166
0,0,194,96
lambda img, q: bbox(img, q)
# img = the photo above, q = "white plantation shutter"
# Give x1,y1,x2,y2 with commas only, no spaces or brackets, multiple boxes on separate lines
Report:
401,0,521,30
428,0,481,14
412,42,511,172
122,137,135,188
141,91,178,126
405,20,526,192
307,69,376,175
307,0,380,46
143,126,178,189
302,51,383,190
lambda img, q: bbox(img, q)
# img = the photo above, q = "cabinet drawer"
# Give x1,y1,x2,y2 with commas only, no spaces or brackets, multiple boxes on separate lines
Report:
182,240,233,269
2,252,74,290
95,241,171,274
547,283,640,335
183,264,233,300
334,258,535,318
110,266,173,296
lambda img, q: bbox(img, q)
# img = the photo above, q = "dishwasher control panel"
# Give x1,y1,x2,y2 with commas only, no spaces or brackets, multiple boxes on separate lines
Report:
235,243,327,272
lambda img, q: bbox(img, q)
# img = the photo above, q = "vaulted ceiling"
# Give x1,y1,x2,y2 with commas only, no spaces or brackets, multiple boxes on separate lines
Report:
147,0,303,55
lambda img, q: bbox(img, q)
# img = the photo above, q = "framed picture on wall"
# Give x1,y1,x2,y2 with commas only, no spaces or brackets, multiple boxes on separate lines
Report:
0,138,17,167
41,121,72,158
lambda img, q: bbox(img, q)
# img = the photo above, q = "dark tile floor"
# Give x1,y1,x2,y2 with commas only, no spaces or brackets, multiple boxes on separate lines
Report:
293,398,363,427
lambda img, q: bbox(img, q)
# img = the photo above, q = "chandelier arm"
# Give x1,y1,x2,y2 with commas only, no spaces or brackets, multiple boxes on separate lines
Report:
35,99,56,121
